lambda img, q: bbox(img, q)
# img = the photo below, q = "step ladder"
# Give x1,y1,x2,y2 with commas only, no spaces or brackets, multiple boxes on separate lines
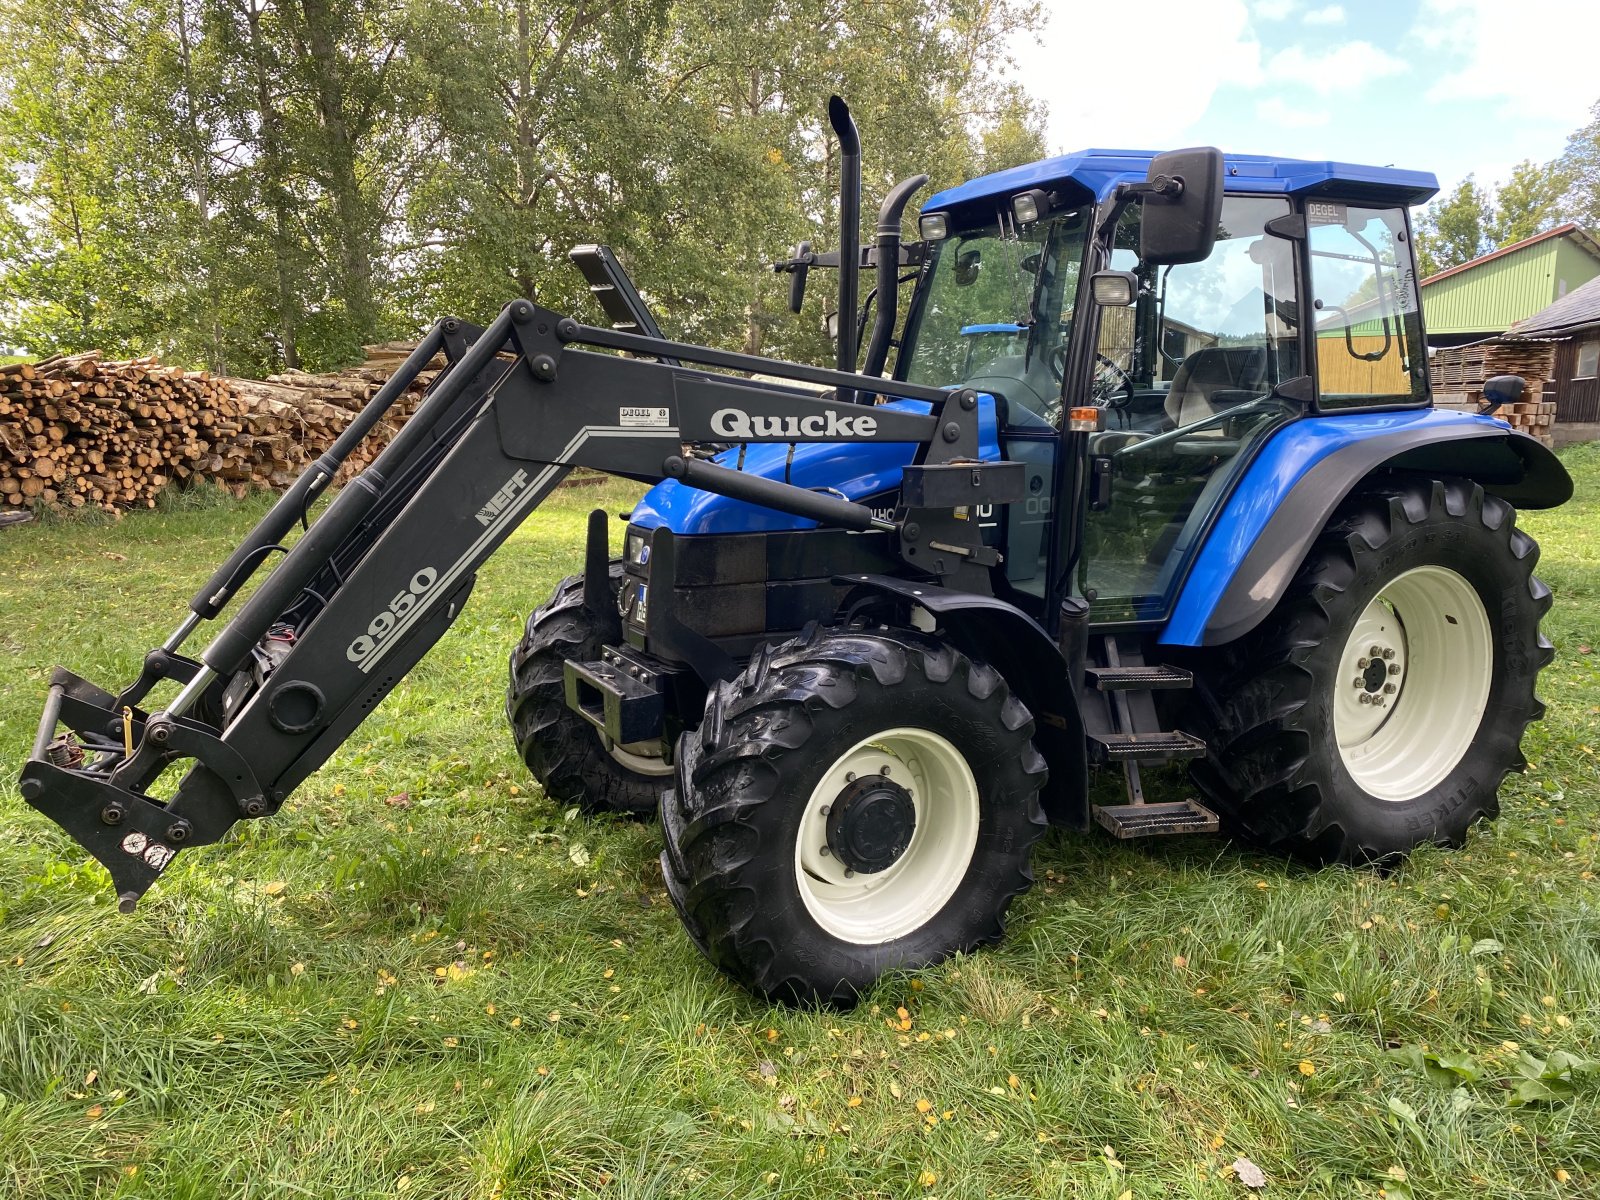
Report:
1083,634,1219,839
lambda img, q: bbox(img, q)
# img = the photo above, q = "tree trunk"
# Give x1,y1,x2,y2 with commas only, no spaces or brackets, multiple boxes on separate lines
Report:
297,0,378,343
245,0,302,369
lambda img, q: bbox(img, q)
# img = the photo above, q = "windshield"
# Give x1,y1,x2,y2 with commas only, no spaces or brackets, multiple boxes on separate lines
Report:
899,207,1092,428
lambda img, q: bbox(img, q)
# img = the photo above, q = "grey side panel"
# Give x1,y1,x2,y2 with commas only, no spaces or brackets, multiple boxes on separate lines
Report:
1201,426,1572,647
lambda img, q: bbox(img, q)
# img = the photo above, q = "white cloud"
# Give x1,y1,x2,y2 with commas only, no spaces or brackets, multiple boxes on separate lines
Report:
1302,4,1345,24
1419,0,1600,125
1262,41,1407,95
1011,2,1261,151
1256,97,1332,128
1254,0,1296,18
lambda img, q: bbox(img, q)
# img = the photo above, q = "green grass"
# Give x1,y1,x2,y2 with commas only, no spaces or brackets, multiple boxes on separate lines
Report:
1,449,1598,1199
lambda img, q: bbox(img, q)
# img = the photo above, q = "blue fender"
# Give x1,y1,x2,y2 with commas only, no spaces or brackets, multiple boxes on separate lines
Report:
1161,408,1573,648
629,396,1004,534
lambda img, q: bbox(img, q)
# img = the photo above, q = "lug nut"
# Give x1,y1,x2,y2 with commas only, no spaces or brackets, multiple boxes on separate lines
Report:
1369,645,1383,657
1374,696,1386,707
1353,678,1365,689
845,772,855,782
1388,662,1402,675
1384,683,1396,694
1358,694,1372,705
1382,648,1396,661
880,765,891,776
1357,657,1369,668
819,805,831,817
844,869,855,879
819,845,831,857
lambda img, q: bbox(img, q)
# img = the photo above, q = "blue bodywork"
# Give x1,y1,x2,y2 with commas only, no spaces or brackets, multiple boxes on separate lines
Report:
631,147,1461,644
1159,407,1514,645
923,149,1438,211
629,396,1004,534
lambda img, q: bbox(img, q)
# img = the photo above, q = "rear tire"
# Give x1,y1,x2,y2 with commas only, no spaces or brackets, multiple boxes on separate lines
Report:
506,565,669,817
1187,477,1553,863
660,625,1048,1005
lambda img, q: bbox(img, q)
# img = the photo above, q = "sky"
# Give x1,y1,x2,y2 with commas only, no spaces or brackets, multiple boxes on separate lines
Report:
1009,0,1600,201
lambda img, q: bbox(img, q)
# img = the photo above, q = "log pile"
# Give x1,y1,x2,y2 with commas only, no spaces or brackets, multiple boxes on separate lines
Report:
0,351,434,515
1429,339,1559,446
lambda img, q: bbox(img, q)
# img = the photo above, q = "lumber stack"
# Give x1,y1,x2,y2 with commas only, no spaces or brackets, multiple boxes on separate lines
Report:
0,351,432,515
1429,339,1558,445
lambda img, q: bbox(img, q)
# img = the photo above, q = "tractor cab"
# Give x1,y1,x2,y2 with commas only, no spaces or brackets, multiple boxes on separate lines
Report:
900,150,1438,624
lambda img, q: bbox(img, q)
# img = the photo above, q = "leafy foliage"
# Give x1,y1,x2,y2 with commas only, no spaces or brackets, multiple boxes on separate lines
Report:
0,0,1044,373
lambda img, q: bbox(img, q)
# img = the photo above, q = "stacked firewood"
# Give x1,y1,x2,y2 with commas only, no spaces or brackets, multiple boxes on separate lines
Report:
0,351,437,515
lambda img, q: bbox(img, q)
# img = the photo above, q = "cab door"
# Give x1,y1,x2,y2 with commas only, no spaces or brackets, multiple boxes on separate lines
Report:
1079,195,1305,623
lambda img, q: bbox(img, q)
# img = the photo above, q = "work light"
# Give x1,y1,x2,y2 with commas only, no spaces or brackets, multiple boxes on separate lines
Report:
1011,189,1050,225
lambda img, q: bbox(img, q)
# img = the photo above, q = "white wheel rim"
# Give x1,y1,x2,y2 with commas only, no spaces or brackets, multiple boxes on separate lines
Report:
794,727,981,945
606,740,674,778
1333,565,1493,802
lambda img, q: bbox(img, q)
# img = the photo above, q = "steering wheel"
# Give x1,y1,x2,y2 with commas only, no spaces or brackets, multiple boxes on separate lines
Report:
1047,347,1136,405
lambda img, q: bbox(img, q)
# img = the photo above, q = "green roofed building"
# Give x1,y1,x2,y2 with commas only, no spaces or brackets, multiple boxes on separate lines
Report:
1420,223,1600,348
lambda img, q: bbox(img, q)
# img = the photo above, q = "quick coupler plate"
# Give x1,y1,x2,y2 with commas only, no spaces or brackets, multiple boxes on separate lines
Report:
19,759,181,912
19,665,183,911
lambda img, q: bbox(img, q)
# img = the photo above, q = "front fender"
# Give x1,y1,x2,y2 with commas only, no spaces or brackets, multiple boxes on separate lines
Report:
838,574,1089,829
1162,408,1573,648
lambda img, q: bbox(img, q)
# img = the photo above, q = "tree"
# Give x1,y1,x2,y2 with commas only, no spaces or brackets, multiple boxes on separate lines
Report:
1414,176,1491,277
1558,99,1600,229
1489,158,1570,246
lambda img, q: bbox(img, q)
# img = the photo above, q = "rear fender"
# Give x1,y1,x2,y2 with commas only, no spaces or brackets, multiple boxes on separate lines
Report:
837,574,1088,829
1162,409,1573,648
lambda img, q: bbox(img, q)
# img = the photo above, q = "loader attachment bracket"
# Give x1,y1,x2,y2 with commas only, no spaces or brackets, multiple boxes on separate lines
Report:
20,758,179,912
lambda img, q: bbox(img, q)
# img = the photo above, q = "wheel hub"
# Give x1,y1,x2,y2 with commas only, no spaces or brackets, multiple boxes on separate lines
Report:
825,774,916,874
1348,636,1403,709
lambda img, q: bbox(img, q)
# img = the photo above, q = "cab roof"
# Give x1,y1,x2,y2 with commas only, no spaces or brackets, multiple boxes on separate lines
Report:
923,149,1439,215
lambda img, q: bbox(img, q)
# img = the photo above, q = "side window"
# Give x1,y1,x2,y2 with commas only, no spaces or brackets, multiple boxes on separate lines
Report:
1575,340,1598,379
1155,196,1300,422
1308,206,1426,407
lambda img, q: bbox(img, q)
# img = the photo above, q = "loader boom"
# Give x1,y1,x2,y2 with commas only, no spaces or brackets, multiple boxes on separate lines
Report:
20,298,1022,910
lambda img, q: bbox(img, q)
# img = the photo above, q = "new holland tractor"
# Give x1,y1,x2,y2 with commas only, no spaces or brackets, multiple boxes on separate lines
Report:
21,99,1572,1004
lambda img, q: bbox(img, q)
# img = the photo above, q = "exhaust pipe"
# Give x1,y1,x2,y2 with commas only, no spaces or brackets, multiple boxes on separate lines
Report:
828,95,861,386
861,173,928,380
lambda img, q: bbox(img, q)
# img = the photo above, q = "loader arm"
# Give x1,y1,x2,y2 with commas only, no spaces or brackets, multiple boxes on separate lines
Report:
19,299,1024,910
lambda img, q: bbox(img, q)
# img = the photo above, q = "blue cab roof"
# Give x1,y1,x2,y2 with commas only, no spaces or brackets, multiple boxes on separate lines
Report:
924,149,1439,212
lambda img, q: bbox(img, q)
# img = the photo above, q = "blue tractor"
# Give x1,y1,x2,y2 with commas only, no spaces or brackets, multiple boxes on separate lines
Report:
24,100,1572,1004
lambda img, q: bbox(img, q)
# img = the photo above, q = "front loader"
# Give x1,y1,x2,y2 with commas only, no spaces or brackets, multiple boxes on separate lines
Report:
20,99,1574,1004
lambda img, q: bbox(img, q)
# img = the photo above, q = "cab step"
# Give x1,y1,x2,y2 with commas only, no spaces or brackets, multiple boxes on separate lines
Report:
1092,798,1220,838
1086,730,1206,762
1085,663,1193,691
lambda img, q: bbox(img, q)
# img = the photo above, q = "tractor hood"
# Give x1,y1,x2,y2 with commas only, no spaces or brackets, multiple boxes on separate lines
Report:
629,395,1003,535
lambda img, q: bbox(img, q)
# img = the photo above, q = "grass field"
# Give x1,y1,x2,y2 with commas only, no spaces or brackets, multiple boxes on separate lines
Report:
1,447,1598,1199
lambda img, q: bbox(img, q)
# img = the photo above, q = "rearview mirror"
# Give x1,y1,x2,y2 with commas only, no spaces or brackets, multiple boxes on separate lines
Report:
1140,147,1224,267
787,240,812,313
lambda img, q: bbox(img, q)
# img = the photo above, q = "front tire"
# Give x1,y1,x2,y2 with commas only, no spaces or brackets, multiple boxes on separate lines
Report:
505,566,670,817
660,625,1048,1005
1188,477,1554,863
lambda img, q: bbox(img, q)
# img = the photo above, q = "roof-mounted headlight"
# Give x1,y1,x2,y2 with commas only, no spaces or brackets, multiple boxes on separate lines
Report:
919,212,949,241
1011,189,1050,225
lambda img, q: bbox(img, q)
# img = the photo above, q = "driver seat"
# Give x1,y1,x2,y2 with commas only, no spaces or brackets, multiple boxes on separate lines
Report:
1163,345,1268,427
